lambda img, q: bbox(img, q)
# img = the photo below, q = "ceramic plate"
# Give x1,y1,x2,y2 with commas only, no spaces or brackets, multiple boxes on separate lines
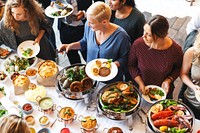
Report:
17,40,40,59
142,85,166,103
85,58,118,82
1,54,38,75
45,4,73,19
0,44,12,59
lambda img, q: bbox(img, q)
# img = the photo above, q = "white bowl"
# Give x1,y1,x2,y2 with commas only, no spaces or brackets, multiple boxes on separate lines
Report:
0,71,8,83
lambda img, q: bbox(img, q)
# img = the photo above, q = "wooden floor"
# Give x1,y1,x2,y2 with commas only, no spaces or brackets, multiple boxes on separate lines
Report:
143,12,192,99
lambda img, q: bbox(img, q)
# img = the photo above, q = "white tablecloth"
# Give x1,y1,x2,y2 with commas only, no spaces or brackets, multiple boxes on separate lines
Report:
1,58,200,133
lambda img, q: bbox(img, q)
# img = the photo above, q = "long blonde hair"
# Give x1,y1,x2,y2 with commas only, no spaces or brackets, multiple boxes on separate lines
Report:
4,0,46,35
194,32,200,53
0,114,30,133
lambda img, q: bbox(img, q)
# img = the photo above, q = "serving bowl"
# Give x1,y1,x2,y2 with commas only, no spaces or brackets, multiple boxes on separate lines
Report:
36,96,56,114
0,70,8,83
147,99,194,133
22,103,33,114
39,115,50,126
79,115,99,133
38,128,50,133
25,67,37,79
56,64,94,103
25,114,35,125
57,106,76,126
103,127,123,133
97,81,141,120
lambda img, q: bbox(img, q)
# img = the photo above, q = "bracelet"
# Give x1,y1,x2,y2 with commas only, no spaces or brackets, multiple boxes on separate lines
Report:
167,76,173,82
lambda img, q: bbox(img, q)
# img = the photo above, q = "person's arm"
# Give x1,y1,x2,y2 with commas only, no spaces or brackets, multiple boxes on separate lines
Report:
128,39,145,93
180,47,200,90
34,29,45,44
186,11,200,34
58,42,81,53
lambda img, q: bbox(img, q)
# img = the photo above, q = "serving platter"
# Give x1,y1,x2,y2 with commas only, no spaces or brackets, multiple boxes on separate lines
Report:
0,44,12,59
45,4,73,19
142,85,166,103
85,58,118,82
1,54,38,75
147,99,194,133
17,40,40,59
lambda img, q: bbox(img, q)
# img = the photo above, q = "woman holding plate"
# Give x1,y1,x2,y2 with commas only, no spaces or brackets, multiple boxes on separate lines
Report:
180,32,200,119
58,2,131,83
0,0,56,60
128,15,183,99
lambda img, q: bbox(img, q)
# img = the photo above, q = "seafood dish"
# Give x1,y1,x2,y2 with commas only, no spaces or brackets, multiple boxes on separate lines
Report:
99,82,140,113
148,99,194,133
0,45,12,59
51,7,72,17
58,65,93,93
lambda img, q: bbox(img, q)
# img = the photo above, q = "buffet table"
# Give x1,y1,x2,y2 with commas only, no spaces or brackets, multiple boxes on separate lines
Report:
1,58,200,133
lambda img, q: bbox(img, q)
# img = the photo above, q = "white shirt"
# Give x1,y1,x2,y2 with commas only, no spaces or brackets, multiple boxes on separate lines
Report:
186,10,200,34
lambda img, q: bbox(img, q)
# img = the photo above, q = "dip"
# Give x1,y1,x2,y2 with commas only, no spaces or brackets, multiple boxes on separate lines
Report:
39,97,53,110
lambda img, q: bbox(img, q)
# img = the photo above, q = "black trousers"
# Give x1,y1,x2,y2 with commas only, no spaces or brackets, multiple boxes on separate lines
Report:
59,22,86,65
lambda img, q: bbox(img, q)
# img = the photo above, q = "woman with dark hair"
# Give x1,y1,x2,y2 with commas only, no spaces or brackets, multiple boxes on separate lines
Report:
0,0,56,60
128,15,183,98
109,0,145,44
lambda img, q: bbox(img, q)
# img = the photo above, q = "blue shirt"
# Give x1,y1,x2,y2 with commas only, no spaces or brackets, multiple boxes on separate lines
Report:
80,21,131,82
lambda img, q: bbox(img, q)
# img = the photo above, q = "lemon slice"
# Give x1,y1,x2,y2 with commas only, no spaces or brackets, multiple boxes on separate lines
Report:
120,84,128,91
150,103,163,114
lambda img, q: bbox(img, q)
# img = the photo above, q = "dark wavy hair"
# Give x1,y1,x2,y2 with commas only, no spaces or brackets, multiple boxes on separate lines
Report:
120,0,135,7
4,0,47,35
147,15,169,40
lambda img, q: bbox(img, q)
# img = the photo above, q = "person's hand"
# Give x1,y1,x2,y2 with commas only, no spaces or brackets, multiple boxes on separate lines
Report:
139,84,146,94
0,91,5,99
161,78,171,94
50,1,54,7
76,10,85,21
33,38,40,45
58,44,72,53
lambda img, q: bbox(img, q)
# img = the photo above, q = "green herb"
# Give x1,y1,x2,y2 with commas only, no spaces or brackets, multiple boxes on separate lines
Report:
22,48,33,57
0,109,7,118
107,59,113,63
168,127,187,133
160,99,177,109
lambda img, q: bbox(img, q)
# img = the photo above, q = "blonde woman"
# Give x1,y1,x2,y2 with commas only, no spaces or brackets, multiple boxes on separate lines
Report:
0,115,30,133
58,2,131,83
180,32,200,119
0,0,55,60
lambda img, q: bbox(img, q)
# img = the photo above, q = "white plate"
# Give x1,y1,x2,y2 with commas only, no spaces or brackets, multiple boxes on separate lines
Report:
142,85,166,103
17,40,40,59
0,83,10,98
1,54,38,75
195,89,200,102
85,58,118,82
45,4,73,19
